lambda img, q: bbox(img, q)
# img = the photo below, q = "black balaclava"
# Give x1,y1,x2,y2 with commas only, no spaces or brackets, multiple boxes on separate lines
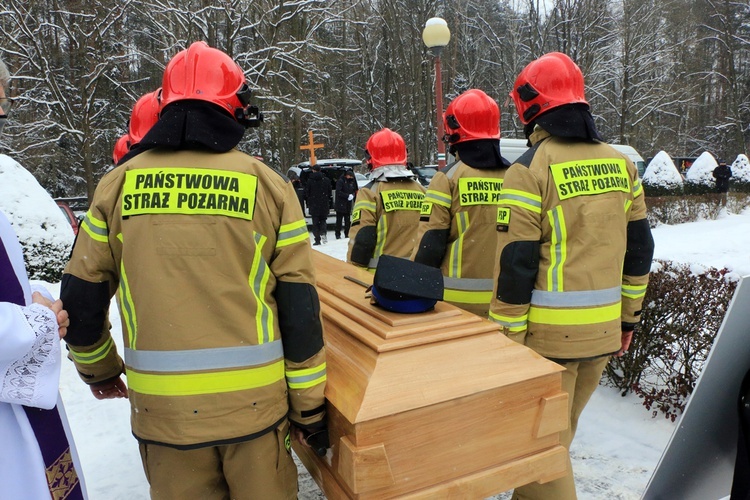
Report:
451,139,510,169
126,100,245,161
524,103,603,144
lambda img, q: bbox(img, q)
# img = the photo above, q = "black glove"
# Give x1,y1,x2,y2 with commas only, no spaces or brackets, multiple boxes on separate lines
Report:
303,427,330,457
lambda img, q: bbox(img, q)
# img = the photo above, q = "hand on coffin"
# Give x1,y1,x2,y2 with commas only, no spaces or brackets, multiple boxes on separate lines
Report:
292,424,330,457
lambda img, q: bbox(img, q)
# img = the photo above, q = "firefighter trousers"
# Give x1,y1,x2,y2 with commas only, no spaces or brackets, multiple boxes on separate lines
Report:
138,421,297,500
512,355,610,500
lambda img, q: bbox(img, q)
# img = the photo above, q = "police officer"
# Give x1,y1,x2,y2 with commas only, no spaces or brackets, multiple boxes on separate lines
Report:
61,42,327,499
490,52,654,500
412,89,509,317
347,128,425,271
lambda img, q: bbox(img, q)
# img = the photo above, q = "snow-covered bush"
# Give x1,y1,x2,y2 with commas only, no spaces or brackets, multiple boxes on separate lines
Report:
604,260,737,421
642,151,683,196
730,154,750,192
683,151,717,195
0,155,74,281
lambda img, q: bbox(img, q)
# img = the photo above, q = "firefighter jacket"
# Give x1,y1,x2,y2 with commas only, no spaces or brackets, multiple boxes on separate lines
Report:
347,173,425,271
412,160,507,316
489,128,654,360
61,148,327,448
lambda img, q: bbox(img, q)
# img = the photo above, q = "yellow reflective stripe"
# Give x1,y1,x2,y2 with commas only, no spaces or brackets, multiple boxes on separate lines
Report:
529,302,621,326
277,219,308,247
374,215,387,258
286,363,327,390
632,178,643,198
444,289,493,304
353,200,376,212
448,211,469,278
115,233,138,349
488,311,528,332
622,283,647,299
547,206,567,292
125,359,285,396
500,189,542,214
68,337,114,364
624,199,633,213
380,189,424,212
121,168,258,221
80,211,109,243
249,233,274,343
425,189,451,208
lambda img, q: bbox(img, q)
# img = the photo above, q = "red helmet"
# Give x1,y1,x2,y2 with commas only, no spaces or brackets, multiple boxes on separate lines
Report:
161,41,249,121
129,89,161,144
510,52,588,125
443,89,500,144
112,134,130,164
365,128,407,169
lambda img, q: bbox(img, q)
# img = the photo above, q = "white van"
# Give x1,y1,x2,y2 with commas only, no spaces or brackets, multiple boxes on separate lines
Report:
499,138,647,177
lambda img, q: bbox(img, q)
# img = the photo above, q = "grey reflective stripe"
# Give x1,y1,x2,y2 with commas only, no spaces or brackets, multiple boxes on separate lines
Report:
632,178,641,193
443,277,494,291
425,190,451,206
277,223,308,244
500,192,542,210
118,277,137,348
124,340,284,372
82,213,108,238
368,257,379,269
253,232,273,343
549,206,564,291
489,315,527,328
374,215,387,259
530,286,622,307
287,367,327,385
449,211,469,277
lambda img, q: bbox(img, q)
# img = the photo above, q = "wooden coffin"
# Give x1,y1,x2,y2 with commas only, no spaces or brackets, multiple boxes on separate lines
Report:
293,252,569,499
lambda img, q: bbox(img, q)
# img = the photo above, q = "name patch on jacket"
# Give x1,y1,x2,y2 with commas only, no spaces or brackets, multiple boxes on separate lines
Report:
380,190,424,212
122,168,258,220
458,178,503,206
549,159,630,200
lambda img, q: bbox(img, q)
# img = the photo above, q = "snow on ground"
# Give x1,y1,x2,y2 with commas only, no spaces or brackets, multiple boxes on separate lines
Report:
42,207,750,499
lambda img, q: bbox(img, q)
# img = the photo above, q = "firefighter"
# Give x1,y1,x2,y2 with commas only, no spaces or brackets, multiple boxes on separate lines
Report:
112,133,130,165
412,89,510,317
490,52,654,500
112,89,161,165
61,42,327,499
347,128,425,271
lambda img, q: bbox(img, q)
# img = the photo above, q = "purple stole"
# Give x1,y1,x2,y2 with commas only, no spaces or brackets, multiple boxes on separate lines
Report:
1,223,84,499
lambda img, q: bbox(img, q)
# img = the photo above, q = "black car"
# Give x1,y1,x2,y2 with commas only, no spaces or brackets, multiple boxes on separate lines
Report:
287,159,362,217
411,165,438,187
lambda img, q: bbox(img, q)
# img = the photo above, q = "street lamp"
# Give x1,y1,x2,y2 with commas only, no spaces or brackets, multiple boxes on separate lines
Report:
422,17,451,169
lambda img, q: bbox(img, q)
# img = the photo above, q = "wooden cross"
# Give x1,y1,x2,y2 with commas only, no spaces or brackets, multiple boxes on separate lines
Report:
300,130,325,166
